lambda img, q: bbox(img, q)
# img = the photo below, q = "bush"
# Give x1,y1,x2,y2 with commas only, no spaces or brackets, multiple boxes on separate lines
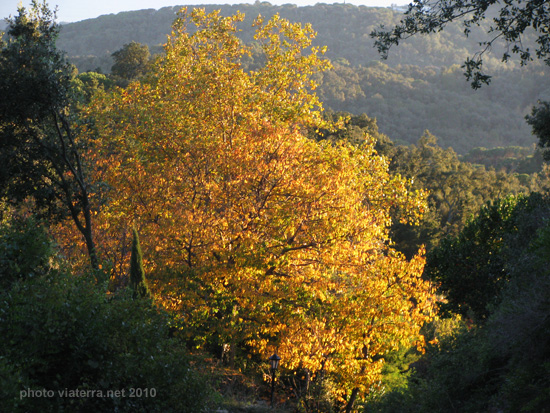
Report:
0,271,214,412
0,216,54,290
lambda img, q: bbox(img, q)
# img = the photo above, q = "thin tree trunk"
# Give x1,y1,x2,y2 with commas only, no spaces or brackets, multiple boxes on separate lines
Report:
54,112,101,276
81,190,100,274
345,387,359,413
83,217,99,273
229,340,236,369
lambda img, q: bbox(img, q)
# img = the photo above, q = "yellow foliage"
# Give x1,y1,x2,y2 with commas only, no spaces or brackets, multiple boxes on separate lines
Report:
81,7,435,403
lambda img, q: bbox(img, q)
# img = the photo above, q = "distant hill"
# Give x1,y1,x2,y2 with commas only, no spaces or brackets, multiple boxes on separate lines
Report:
55,2,550,153
57,3,518,70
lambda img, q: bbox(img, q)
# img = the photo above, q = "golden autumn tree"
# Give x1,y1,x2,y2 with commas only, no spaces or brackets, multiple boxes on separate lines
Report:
85,8,436,409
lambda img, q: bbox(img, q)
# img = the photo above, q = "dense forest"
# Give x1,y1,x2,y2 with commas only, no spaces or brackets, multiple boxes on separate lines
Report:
54,3,550,152
1,1,550,412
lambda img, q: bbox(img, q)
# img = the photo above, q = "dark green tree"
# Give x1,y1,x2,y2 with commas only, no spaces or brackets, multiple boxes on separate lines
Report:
129,227,151,299
111,41,150,84
526,100,550,160
0,1,99,272
372,0,550,88
426,192,550,321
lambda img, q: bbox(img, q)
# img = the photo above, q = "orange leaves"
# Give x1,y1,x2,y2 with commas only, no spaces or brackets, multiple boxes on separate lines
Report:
82,7,437,404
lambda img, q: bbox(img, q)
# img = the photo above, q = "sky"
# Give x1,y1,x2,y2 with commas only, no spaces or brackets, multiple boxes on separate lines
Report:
1,1,405,23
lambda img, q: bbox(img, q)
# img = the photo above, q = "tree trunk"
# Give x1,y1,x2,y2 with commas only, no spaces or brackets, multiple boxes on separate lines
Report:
345,387,359,413
82,197,100,275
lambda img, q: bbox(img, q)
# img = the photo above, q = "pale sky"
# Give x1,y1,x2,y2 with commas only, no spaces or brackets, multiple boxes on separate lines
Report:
1,1,405,23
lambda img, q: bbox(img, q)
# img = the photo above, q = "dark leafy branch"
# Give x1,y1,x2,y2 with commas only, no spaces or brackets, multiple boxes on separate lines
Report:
371,0,550,88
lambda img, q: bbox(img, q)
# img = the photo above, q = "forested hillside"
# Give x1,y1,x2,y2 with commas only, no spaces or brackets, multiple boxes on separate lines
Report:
55,2,550,152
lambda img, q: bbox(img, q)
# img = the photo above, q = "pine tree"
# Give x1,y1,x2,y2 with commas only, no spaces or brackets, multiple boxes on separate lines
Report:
129,227,152,299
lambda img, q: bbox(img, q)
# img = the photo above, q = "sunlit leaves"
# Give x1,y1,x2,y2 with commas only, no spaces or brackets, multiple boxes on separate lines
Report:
85,7,436,403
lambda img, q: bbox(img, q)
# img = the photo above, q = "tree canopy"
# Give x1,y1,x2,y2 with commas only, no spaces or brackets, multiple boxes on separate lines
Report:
5,2,550,410
110,41,151,86
81,8,437,407
526,100,550,160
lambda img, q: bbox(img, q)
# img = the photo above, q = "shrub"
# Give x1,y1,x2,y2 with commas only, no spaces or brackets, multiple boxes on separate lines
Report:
0,271,214,412
0,216,54,290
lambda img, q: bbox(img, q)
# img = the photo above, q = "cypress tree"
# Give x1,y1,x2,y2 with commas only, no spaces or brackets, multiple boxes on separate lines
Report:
129,227,152,299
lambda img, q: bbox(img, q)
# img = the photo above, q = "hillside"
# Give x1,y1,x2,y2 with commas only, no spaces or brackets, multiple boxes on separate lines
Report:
55,2,550,152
